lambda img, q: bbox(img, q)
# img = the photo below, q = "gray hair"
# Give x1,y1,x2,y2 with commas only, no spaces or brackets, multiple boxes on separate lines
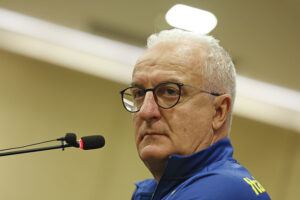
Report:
147,29,236,129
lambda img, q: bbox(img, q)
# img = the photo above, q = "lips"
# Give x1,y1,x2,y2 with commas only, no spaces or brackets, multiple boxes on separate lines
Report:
141,131,167,140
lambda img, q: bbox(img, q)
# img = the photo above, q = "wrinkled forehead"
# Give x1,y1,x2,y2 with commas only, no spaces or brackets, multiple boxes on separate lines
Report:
132,41,207,84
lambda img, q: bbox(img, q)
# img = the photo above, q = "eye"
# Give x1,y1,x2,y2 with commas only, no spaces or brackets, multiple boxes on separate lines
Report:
166,88,178,96
131,88,145,99
156,84,179,97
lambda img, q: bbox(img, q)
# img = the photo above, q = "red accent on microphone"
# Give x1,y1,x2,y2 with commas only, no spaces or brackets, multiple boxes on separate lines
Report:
79,139,83,149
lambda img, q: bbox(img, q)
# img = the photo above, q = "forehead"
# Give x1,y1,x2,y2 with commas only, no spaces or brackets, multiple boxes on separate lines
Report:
132,41,206,86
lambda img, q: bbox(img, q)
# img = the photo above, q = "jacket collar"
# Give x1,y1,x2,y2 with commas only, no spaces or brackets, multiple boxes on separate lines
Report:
162,137,233,180
133,138,233,200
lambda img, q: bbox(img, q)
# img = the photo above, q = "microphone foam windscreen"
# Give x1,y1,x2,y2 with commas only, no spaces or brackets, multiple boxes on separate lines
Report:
81,135,105,150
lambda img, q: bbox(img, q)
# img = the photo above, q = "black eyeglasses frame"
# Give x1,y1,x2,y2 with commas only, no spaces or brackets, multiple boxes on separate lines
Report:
120,81,222,113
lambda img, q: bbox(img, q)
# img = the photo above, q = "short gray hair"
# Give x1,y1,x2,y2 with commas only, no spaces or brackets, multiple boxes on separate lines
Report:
147,29,236,128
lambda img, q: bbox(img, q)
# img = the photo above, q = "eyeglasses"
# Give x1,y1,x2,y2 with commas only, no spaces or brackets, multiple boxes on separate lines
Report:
120,81,222,113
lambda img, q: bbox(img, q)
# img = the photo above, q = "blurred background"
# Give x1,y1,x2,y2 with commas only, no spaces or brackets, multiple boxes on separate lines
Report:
0,0,299,199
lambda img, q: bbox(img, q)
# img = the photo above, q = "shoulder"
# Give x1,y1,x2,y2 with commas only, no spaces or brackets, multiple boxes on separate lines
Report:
171,168,271,200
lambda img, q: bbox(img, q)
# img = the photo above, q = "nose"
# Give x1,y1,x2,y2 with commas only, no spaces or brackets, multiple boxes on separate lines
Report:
138,91,161,122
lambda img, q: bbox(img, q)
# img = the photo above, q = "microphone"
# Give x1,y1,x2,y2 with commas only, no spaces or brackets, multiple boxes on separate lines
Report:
79,135,105,150
58,133,105,150
0,133,105,157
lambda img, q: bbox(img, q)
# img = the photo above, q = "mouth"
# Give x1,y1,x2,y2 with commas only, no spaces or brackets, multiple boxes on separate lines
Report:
141,132,167,140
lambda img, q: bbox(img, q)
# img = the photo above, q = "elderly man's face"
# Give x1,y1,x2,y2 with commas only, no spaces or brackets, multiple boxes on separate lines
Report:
132,41,216,163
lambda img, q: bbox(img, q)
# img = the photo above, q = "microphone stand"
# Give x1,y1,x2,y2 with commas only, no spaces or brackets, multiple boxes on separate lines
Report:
0,141,72,157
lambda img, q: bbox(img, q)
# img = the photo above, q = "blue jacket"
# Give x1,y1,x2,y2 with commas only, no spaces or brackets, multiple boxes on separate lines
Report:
132,138,271,200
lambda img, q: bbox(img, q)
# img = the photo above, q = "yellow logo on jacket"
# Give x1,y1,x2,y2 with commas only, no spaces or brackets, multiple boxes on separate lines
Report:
243,177,266,195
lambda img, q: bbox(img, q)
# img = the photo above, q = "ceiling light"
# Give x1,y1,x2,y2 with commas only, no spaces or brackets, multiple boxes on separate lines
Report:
165,4,217,34
237,76,300,112
0,8,144,84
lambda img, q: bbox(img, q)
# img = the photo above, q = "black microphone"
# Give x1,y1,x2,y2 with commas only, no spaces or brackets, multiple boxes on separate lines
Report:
0,133,105,157
58,133,105,150
79,135,105,150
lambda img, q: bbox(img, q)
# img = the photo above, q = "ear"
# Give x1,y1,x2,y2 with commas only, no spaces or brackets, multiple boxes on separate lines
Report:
212,94,232,131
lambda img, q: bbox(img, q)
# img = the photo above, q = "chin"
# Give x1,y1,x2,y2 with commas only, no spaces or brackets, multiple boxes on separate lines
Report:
138,144,170,162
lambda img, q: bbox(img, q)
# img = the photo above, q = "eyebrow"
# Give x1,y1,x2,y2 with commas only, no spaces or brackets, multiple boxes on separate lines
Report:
130,78,182,88
130,82,143,87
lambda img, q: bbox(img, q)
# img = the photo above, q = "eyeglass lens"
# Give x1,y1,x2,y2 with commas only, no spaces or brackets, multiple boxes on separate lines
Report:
122,82,181,112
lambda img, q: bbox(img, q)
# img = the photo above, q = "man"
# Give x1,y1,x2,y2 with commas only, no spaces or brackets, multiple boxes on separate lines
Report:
120,29,271,200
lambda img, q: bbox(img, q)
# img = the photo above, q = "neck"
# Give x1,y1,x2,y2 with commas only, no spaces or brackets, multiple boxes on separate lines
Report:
212,122,229,144
143,158,167,182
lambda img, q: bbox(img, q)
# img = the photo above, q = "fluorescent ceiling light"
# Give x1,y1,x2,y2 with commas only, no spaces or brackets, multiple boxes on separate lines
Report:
0,8,144,83
165,4,217,34
235,76,300,132
0,8,299,132
236,76,300,112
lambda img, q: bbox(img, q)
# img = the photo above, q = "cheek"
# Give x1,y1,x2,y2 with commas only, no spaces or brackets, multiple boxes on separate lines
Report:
170,105,213,137
132,114,141,142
